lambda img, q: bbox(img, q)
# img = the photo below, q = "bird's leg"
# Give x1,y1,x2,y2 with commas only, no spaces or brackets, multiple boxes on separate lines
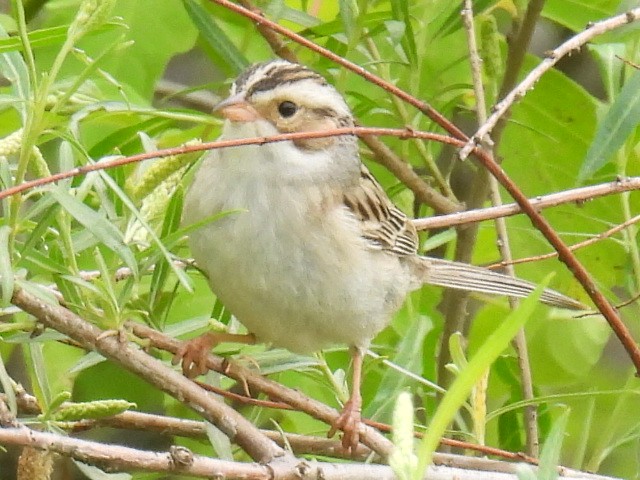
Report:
172,332,256,378
328,346,364,453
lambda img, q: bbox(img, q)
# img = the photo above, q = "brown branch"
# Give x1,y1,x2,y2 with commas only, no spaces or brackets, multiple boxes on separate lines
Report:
489,213,640,269
0,424,611,480
9,286,285,464
0,127,462,202
412,177,640,230
129,322,395,459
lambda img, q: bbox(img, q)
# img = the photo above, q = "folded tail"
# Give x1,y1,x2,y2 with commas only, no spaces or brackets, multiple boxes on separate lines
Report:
419,257,587,311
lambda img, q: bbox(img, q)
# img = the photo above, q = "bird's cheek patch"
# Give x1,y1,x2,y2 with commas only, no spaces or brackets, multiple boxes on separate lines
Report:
291,117,338,151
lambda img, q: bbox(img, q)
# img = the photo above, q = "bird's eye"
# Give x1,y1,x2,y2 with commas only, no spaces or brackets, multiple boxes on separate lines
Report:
278,101,297,118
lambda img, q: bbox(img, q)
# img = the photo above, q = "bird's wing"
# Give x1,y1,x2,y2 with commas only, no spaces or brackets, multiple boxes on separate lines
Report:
342,164,418,256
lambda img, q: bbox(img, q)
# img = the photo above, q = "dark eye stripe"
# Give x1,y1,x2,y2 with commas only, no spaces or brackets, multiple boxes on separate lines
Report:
249,73,325,95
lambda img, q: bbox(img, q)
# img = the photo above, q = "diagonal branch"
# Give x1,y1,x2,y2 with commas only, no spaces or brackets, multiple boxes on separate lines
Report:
9,286,285,464
460,8,640,158
129,322,395,458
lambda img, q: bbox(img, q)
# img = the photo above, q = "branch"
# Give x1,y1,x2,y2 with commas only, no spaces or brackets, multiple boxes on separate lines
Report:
129,322,395,458
0,127,462,202
412,177,640,230
0,425,614,480
459,8,640,158
9,286,285,464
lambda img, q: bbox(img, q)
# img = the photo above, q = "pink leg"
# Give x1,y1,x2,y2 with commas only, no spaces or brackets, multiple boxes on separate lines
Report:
328,346,364,453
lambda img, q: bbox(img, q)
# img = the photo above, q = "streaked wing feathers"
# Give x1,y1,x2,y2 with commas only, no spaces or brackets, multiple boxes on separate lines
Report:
343,165,418,256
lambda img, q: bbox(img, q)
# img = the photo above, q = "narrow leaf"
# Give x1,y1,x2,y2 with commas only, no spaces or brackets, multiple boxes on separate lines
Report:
578,70,640,183
339,0,358,41
414,278,549,478
49,187,138,276
183,0,248,73
0,226,13,306
538,409,570,480
0,23,30,122
390,0,417,65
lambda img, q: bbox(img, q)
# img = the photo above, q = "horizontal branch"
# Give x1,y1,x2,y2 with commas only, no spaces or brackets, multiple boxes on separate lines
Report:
413,177,640,230
0,424,615,480
0,127,462,202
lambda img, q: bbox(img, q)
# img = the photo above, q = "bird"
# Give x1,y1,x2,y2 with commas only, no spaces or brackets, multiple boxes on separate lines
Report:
177,59,586,451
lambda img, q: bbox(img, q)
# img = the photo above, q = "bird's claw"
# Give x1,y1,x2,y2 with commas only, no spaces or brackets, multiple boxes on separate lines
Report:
172,333,217,378
328,399,362,453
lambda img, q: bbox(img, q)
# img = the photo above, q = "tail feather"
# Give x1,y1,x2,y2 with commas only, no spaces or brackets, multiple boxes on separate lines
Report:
421,257,587,311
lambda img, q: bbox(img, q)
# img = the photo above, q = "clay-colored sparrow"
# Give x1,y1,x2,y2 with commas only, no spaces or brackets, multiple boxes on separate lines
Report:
179,60,585,450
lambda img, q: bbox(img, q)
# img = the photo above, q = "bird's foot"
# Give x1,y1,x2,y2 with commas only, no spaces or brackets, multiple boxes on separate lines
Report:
328,398,362,453
172,332,256,378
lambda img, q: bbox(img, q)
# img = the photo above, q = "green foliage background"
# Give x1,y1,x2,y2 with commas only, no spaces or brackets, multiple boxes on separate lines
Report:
0,0,639,478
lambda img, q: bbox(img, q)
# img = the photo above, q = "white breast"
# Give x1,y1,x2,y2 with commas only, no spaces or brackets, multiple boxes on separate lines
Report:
183,123,411,353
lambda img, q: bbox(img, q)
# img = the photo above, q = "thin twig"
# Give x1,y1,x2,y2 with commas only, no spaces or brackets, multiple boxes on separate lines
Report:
489,213,640,269
460,8,640,158
0,127,462,202
412,177,640,230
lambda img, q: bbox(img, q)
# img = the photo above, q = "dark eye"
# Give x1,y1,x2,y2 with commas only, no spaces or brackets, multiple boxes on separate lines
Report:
278,101,297,118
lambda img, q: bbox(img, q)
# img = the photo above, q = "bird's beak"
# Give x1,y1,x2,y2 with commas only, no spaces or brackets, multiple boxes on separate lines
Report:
214,93,259,122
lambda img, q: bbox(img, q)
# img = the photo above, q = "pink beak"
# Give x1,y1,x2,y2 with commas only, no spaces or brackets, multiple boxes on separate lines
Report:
214,93,259,122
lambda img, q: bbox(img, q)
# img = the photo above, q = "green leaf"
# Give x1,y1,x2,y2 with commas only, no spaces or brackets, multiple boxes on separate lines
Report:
183,0,248,74
338,0,358,41
0,351,16,415
588,43,625,102
578,70,640,183
73,461,131,480
29,342,52,407
149,186,184,315
0,24,120,54
366,315,430,419
543,0,620,32
390,0,417,65
414,279,549,478
0,225,13,306
0,23,30,122
49,187,138,276
538,409,570,480
301,11,392,38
